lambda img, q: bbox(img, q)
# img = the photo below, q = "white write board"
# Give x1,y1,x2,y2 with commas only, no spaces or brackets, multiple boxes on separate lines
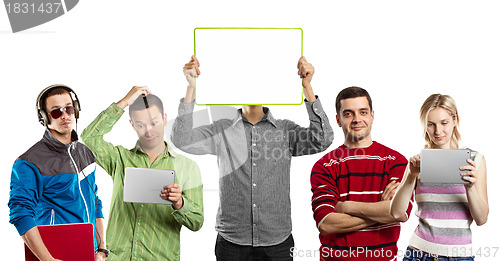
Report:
194,28,303,105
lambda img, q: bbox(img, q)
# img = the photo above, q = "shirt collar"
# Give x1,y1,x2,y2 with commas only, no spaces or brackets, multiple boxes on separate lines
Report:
42,128,79,153
132,141,177,158
233,107,277,128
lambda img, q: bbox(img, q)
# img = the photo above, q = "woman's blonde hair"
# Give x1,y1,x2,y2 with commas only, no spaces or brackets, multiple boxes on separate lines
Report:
419,94,461,149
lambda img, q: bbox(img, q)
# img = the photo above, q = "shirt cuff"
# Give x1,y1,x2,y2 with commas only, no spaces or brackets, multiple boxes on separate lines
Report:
171,196,192,217
304,95,319,103
304,96,325,115
15,216,37,236
304,97,330,125
178,98,195,116
313,203,336,228
317,213,333,229
96,208,104,219
109,102,125,116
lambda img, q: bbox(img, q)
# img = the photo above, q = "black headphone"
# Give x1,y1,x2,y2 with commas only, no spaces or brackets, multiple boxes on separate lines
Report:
36,84,81,126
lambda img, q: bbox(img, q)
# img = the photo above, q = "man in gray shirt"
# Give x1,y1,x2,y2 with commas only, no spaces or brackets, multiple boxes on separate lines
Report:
171,56,333,261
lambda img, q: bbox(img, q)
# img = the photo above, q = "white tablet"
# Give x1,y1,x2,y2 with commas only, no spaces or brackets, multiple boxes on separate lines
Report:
123,167,175,205
420,149,471,184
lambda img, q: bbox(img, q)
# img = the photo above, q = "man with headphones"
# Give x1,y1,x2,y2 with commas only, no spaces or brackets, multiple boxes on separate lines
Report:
8,85,108,261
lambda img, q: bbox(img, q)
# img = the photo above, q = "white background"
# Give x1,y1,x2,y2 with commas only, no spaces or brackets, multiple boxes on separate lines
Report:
1,0,499,260
195,28,303,105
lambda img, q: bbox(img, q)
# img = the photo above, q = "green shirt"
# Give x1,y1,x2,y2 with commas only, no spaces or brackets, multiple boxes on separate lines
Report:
81,103,204,261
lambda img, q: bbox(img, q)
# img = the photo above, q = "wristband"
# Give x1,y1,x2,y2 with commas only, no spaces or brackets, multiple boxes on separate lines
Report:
97,248,109,258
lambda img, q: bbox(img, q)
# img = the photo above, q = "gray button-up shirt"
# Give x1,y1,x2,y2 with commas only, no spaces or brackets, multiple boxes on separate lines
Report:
171,97,333,246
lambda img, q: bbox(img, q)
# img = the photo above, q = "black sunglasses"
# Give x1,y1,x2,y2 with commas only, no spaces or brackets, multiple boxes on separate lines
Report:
49,106,75,119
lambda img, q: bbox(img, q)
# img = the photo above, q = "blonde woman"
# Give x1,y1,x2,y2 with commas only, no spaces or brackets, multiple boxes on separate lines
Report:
390,94,489,261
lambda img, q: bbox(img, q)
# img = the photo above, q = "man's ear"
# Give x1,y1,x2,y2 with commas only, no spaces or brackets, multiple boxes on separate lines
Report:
163,113,168,127
129,119,134,128
336,114,342,128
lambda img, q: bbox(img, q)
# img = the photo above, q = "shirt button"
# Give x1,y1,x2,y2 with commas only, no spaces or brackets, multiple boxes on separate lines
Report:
253,204,256,208
141,204,144,208
137,222,140,226
252,143,256,146
252,163,256,166
253,183,256,187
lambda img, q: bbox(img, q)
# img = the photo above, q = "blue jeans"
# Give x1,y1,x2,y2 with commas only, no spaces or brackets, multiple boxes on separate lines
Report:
403,247,474,261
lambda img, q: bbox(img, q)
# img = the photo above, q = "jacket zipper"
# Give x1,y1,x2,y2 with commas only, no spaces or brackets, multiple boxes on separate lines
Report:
50,209,55,225
67,144,90,223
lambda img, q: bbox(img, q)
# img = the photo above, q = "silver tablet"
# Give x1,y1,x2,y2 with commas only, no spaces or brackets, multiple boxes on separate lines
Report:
420,149,471,184
123,167,175,205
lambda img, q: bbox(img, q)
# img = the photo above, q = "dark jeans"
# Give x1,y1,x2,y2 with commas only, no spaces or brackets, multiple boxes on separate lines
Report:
215,234,294,261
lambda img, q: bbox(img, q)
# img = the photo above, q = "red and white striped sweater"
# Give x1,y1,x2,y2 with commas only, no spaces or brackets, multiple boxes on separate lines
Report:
310,141,412,261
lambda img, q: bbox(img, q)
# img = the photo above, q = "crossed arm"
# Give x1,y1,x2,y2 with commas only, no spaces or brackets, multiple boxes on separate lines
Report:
318,181,405,235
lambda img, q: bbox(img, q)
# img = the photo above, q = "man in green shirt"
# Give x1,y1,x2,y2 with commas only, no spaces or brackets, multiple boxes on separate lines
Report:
81,86,204,260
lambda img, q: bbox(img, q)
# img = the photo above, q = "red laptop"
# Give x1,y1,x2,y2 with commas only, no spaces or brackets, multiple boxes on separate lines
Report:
25,223,95,261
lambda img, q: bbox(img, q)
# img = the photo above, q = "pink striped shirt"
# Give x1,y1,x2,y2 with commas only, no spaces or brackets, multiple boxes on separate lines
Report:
409,150,483,257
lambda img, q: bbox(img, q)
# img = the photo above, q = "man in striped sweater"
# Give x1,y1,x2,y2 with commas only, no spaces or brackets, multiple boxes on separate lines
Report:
310,87,413,261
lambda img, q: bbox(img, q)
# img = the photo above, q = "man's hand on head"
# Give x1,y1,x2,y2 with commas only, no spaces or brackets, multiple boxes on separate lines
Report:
117,86,151,109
